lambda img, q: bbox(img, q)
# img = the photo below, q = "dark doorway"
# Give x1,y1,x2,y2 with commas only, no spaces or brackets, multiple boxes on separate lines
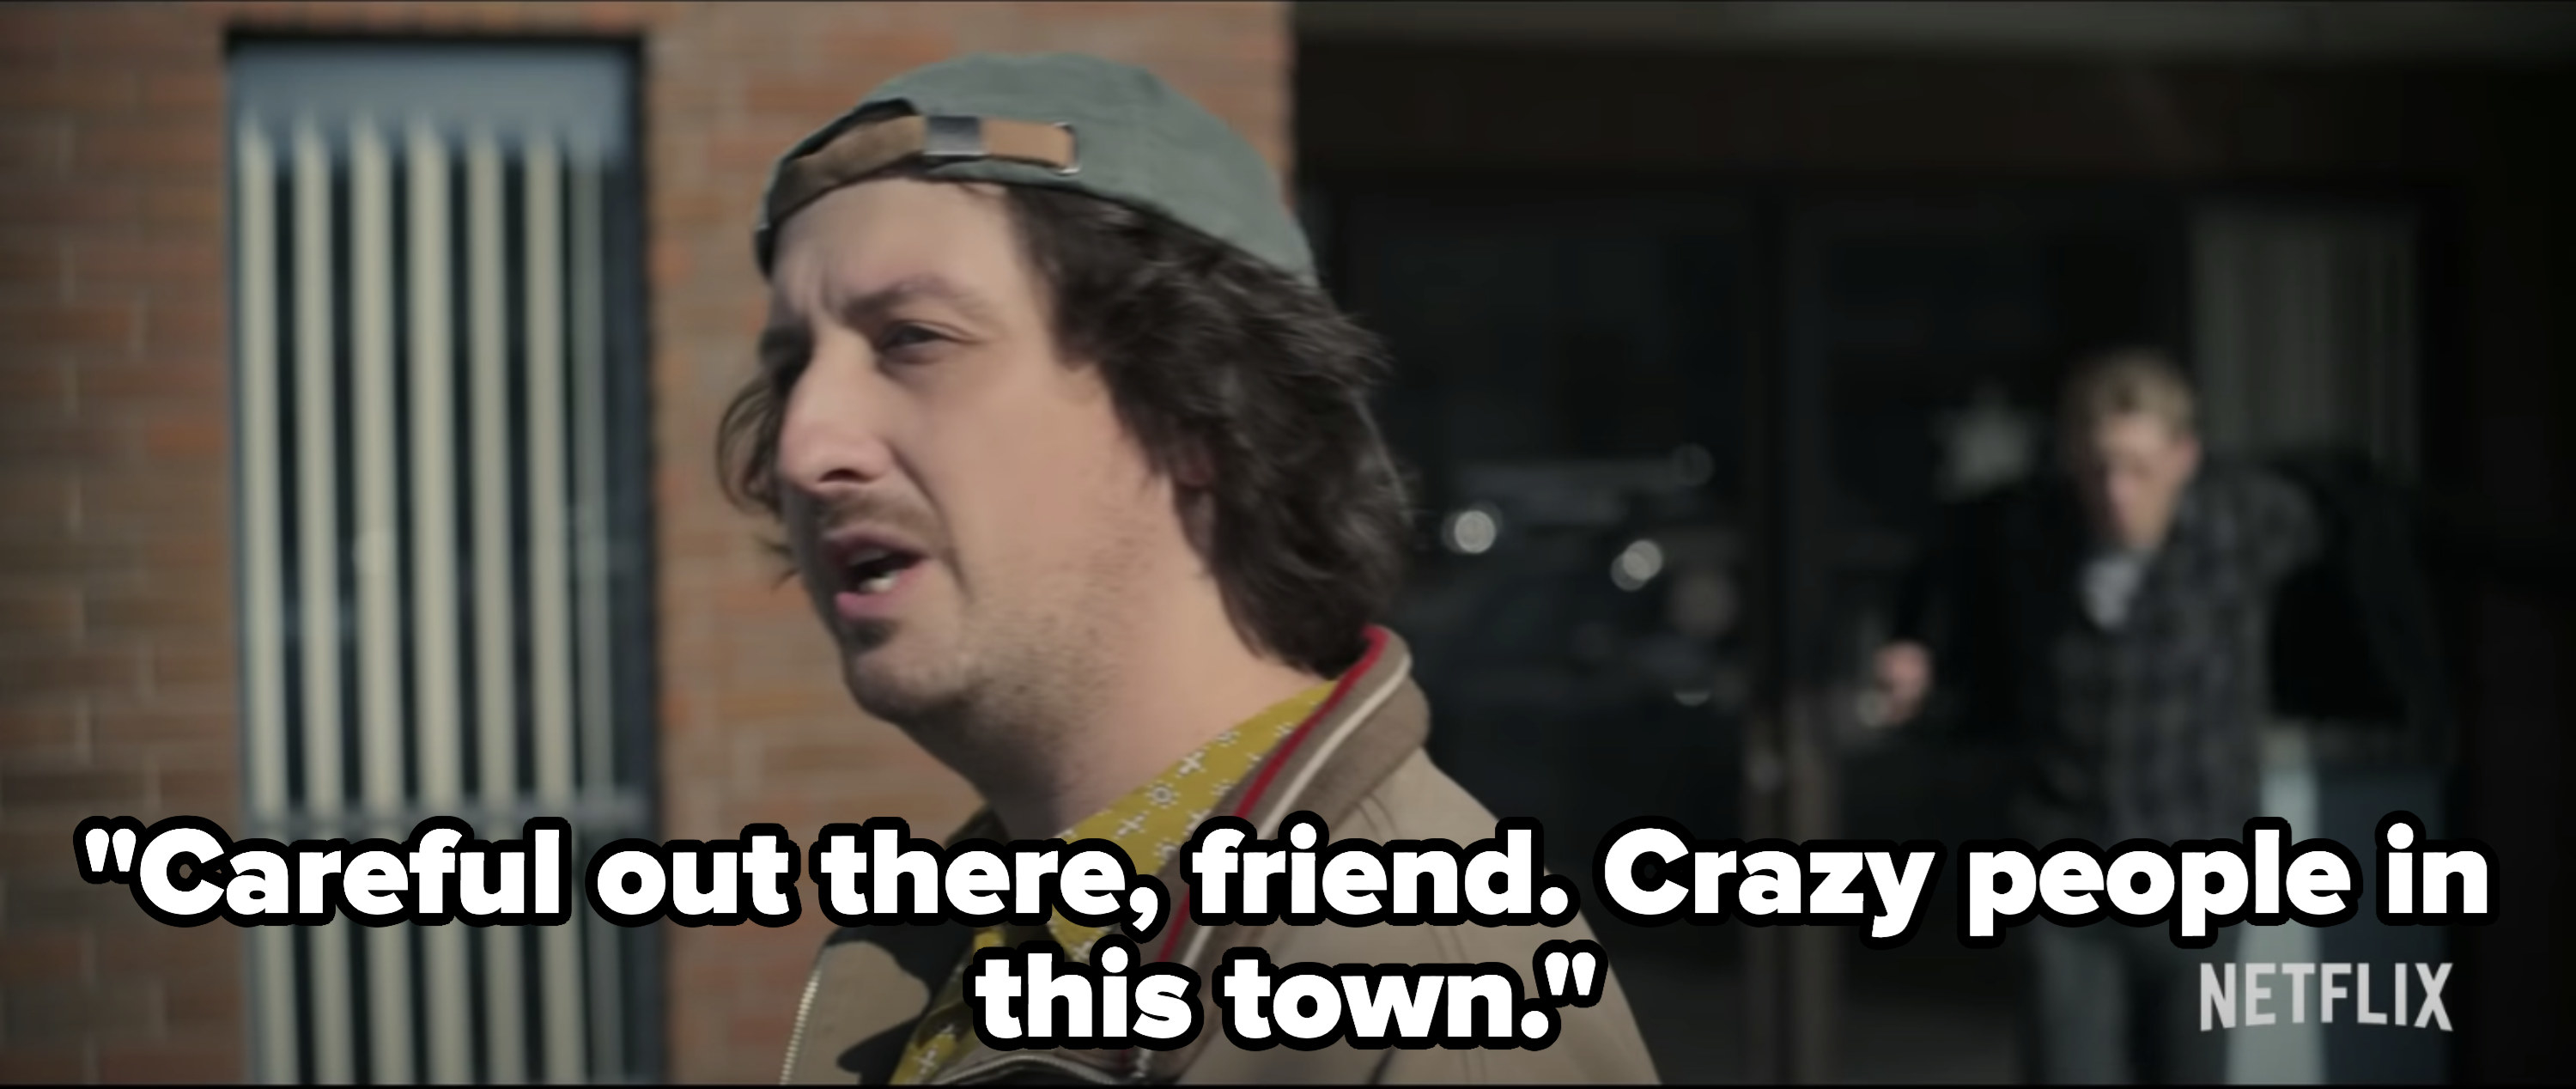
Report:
1313,176,2189,1081
1302,16,2576,1082
1317,186,1764,1078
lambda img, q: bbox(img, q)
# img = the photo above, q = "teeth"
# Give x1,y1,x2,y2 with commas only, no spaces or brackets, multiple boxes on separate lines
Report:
856,571,897,594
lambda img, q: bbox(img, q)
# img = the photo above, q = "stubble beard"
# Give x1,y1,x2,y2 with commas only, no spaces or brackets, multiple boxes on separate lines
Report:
823,473,1168,825
839,569,1123,806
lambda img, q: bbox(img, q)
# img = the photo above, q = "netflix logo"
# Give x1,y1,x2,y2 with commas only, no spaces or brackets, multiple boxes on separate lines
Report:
2200,962,2452,1031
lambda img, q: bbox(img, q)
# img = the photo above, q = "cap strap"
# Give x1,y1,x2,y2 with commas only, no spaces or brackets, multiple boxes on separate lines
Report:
768,113,1077,230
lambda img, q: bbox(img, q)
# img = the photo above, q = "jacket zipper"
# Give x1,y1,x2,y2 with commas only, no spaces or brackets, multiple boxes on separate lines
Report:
777,958,826,1084
932,1049,1133,1085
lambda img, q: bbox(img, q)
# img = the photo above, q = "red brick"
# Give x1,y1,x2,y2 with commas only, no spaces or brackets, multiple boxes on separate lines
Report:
95,1036,244,1084
139,70,225,112
0,470,76,527
148,751,239,817
137,636,231,691
0,119,72,178
579,1,658,31
0,490,75,541
0,178,140,225
0,69,140,113
0,699,83,752
135,534,227,580
211,0,301,30
68,235,222,295
0,415,110,464
741,73,908,117
69,487,224,553
0,980,159,1041
155,970,242,1036
98,932,240,1037
0,642,143,695
0,1044,88,1083
0,928,88,983
139,184,222,230
0,299,138,354
84,703,218,751
73,122,224,175
0,822,82,871
1,762,149,815
0,3,68,52
125,406,228,462
76,350,228,403
89,920,228,978
54,3,215,64
0,237,64,299
0,583,80,638
0,362,75,420
4,873,143,929
82,581,228,636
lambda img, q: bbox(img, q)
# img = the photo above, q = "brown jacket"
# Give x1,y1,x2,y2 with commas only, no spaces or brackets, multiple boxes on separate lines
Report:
779,630,1661,1084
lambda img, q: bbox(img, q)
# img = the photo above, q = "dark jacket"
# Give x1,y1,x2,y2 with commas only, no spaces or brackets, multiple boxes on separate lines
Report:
1893,465,2322,844
2264,452,2453,760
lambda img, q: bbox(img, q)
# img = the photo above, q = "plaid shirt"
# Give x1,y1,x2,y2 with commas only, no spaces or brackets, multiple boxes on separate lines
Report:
1899,465,2323,845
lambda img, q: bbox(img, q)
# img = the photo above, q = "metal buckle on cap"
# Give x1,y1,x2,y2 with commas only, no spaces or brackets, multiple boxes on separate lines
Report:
920,115,985,163
914,114,1081,176
1050,122,1080,177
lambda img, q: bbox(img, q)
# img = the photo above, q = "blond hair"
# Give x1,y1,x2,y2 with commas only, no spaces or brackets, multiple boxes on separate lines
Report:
2060,347,2196,435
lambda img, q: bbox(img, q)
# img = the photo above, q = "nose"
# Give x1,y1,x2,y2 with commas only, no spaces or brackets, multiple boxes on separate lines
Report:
774,344,897,503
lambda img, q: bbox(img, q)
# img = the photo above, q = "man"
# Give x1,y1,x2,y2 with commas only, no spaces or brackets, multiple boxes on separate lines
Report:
1873,349,2321,1083
726,54,1658,1084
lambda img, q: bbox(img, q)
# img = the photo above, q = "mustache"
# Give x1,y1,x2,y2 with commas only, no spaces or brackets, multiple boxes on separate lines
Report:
797,490,950,556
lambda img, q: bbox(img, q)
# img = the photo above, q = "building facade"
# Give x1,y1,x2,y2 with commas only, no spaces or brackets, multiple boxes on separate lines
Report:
0,3,1291,1081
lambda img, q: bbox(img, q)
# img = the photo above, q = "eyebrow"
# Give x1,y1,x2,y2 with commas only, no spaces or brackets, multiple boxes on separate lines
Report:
757,273,1002,371
832,274,1004,332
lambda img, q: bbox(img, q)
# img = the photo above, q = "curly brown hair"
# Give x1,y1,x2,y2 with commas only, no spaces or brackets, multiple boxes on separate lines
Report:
717,180,1411,677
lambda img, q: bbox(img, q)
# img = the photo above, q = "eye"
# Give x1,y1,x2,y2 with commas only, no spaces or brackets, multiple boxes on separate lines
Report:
875,321,949,361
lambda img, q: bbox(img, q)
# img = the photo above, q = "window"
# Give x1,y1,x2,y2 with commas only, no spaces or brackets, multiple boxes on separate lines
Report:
229,40,656,1083
2191,202,2422,478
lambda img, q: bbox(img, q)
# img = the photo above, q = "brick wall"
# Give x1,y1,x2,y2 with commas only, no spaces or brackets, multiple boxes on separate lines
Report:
0,3,1291,1082
2,3,240,1080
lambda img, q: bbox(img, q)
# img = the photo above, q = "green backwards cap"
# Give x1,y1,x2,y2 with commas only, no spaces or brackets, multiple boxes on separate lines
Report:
755,52,1314,283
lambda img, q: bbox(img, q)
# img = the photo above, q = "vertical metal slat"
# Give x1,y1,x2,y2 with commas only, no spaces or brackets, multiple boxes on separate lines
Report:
522,130,589,1085
351,113,419,1086
292,113,356,1086
233,116,301,1088
467,124,530,1085
568,153,628,1081
408,113,477,1087
239,53,650,1085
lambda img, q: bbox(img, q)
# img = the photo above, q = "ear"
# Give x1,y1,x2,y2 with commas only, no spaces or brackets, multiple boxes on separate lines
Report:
1174,487,1218,557
1163,438,1222,557
2172,429,2202,479
1170,438,1218,491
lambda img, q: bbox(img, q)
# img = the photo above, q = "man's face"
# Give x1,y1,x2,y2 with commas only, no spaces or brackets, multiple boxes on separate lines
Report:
2063,411,2201,551
764,178,1170,730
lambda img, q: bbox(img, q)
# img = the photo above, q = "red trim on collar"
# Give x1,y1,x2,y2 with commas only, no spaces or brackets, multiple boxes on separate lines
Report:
1227,625,1387,826
1151,625,1388,964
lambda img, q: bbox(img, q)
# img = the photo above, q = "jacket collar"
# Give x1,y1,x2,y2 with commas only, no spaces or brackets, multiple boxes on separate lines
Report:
1151,625,1421,964
931,626,1429,1084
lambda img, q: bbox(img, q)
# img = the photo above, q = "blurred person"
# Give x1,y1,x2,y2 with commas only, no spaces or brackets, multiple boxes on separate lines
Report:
1870,349,2322,1084
724,54,1657,1083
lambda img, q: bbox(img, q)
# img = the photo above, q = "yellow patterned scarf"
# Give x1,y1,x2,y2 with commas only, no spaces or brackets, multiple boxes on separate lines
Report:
890,679,1335,1084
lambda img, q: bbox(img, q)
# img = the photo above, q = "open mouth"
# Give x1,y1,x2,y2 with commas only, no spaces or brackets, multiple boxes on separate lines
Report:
839,544,924,596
